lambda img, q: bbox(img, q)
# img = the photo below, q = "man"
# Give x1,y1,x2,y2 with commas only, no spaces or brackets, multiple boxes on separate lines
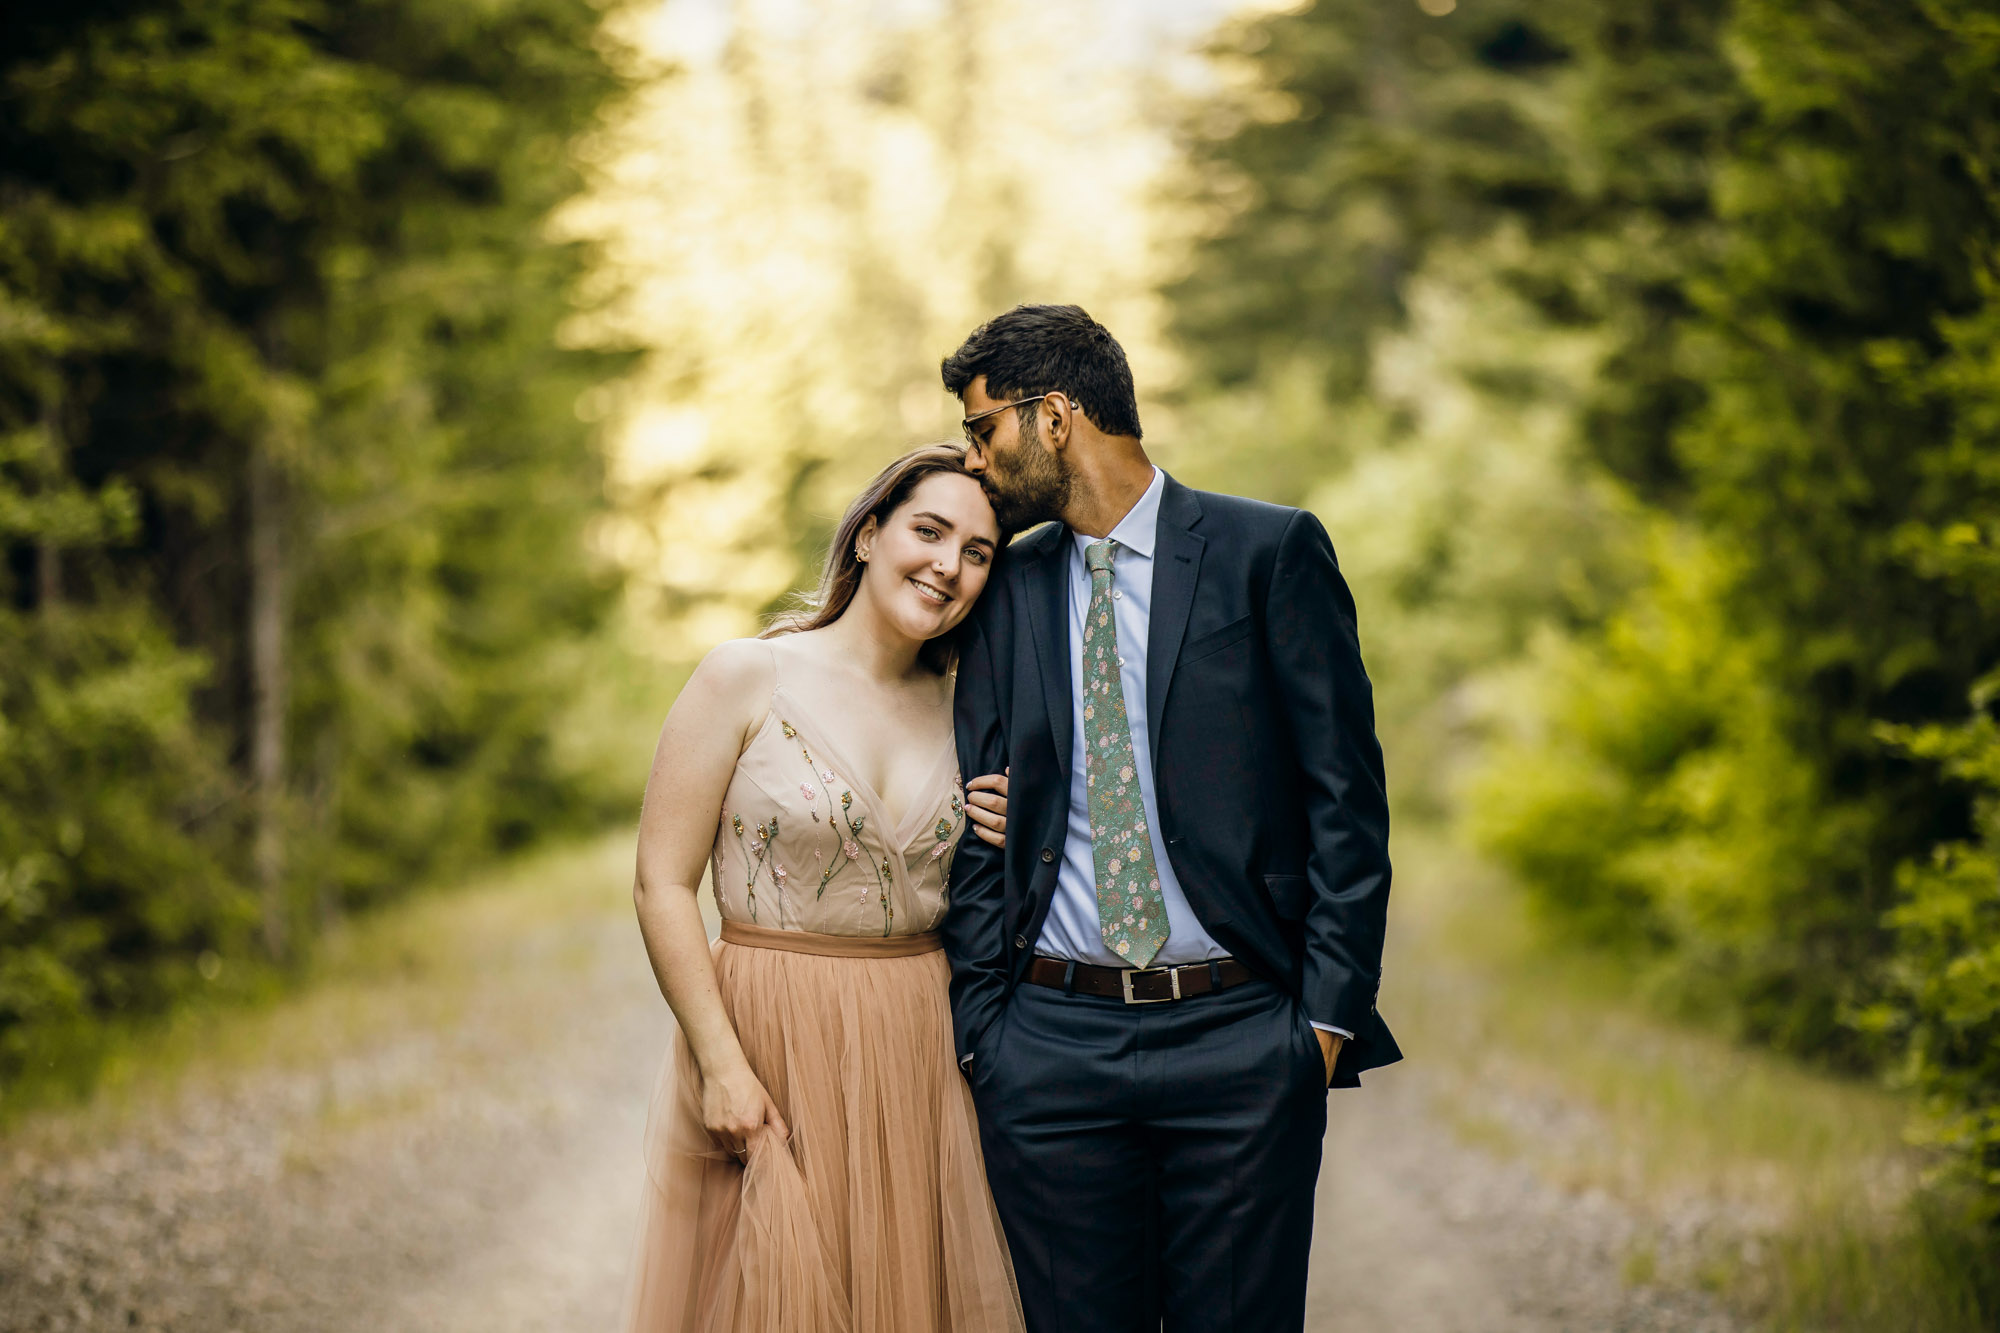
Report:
940,304,1398,1333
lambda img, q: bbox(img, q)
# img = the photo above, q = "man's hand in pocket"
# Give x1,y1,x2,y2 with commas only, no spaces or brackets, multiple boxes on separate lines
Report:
1315,1029,1344,1085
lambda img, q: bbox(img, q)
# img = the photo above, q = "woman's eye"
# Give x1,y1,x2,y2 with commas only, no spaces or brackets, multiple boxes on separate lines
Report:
915,525,940,540
965,547,988,565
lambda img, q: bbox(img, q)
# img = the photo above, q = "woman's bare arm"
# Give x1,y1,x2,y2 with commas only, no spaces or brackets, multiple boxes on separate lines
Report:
632,639,787,1153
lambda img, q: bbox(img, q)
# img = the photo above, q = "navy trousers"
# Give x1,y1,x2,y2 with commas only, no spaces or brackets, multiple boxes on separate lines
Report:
966,974,1327,1333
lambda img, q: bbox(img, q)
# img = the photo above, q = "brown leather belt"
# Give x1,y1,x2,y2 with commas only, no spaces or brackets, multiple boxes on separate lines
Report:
1023,955,1256,1004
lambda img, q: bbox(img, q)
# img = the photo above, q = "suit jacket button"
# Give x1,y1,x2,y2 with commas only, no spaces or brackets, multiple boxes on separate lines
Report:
1014,934,1028,950
1040,847,1056,863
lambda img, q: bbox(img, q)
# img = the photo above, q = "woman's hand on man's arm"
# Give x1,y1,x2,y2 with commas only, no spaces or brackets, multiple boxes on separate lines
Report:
965,767,1009,847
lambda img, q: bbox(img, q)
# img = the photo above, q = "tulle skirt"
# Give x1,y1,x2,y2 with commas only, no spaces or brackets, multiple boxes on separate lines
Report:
619,921,1023,1333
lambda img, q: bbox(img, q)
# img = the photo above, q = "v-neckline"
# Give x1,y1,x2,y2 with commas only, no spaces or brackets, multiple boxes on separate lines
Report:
769,684,957,847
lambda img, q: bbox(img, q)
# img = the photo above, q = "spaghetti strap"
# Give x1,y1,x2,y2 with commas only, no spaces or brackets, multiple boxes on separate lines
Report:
757,636,786,713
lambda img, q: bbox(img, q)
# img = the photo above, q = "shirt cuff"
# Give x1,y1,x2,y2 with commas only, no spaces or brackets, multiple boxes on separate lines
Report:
1310,1022,1354,1040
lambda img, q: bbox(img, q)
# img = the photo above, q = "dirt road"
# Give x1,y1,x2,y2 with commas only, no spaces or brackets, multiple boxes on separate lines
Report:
0,840,1739,1332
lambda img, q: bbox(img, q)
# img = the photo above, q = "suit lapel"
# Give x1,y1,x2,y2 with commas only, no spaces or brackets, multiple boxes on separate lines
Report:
1146,476,1205,764
1019,524,1075,777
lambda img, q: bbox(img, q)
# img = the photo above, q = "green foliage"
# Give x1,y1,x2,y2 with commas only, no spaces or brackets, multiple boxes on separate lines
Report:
1167,240,1633,816
0,603,242,1079
1484,0,2000,1087
1471,531,1864,1049
1169,0,2000,1225
1874,699,2000,1208
0,0,629,1093
1172,0,1738,452
1865,237,2000,1207
1166,0,1751,811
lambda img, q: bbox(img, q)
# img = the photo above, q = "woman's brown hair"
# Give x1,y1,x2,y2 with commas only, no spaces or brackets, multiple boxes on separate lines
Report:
764,443,1000,674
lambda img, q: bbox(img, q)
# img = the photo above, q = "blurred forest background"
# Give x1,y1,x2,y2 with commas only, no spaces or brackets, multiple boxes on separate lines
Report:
3,0,1998,1324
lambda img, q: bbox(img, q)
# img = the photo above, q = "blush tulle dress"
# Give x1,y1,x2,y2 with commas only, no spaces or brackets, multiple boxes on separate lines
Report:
620,648,1024,1333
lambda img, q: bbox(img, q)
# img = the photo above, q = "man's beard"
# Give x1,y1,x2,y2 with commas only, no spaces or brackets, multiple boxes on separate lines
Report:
983,420,1071,531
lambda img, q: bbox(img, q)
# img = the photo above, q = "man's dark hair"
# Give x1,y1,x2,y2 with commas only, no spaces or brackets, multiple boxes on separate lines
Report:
940,304,1143,440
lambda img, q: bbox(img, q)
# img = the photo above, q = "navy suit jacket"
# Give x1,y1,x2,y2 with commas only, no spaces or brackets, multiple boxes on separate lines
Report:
944,473,1400,1087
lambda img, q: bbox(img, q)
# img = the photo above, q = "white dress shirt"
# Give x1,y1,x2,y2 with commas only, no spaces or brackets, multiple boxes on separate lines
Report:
1034,468,1350,1040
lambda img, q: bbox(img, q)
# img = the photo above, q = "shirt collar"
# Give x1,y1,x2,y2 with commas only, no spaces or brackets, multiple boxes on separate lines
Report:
1071,466,1164,563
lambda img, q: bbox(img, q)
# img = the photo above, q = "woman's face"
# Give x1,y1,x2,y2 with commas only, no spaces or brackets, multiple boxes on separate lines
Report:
857,472,1001,643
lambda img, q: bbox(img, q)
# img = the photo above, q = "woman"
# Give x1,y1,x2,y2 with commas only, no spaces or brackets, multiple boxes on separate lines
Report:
622,444,1023,1333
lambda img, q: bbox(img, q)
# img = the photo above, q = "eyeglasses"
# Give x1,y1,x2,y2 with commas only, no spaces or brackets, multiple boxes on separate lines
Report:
960,394,1064,448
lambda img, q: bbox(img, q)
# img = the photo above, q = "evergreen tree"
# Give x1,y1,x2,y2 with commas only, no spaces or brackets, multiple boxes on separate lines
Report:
0,0,626,1089
1168,0,2000,1204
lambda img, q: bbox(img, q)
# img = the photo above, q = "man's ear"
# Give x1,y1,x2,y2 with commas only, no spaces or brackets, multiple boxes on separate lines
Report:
1046,396,1073,452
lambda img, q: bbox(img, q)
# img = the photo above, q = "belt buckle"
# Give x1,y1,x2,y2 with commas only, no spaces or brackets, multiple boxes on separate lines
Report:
1120,965,1180,1004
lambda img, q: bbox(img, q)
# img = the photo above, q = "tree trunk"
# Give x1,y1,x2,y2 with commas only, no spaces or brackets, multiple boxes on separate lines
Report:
248,446,288,960
37,541,60,611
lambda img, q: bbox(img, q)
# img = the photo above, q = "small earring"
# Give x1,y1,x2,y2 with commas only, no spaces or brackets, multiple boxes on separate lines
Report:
856,548,869,562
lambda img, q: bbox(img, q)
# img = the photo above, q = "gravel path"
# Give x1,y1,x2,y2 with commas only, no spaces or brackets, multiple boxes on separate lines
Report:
1313,1070,1741,1332
0,845,1742,1332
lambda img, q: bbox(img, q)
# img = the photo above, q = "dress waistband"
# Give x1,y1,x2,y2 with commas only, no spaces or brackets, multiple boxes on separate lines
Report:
719,919,943,958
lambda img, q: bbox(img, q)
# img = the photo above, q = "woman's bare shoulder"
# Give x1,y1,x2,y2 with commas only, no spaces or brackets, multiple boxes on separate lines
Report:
695,636,778,683
671,638,777,733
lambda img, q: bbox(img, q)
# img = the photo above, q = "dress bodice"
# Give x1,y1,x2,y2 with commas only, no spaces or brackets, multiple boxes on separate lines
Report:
710,663,964,938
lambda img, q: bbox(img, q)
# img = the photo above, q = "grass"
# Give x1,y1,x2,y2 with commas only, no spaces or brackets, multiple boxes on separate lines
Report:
0,834,644,1152
1391,830,1999,1331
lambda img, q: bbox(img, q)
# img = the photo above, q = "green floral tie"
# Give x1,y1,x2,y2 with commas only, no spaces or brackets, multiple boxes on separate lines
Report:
1081,540,1168,967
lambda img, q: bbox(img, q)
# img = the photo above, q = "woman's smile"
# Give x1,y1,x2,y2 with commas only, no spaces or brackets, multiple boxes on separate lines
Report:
907,576,952,606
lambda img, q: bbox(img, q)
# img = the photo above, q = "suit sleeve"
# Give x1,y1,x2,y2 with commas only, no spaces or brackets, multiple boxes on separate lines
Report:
943,588,1011,1065
1265,509,1391,1039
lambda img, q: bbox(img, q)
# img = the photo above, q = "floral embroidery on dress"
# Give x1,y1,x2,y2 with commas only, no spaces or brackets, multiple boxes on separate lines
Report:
775,719,851,897
716,705,964,936
838,789,870,911
832,784,893,935
921,779,966,906
730,811,777,923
